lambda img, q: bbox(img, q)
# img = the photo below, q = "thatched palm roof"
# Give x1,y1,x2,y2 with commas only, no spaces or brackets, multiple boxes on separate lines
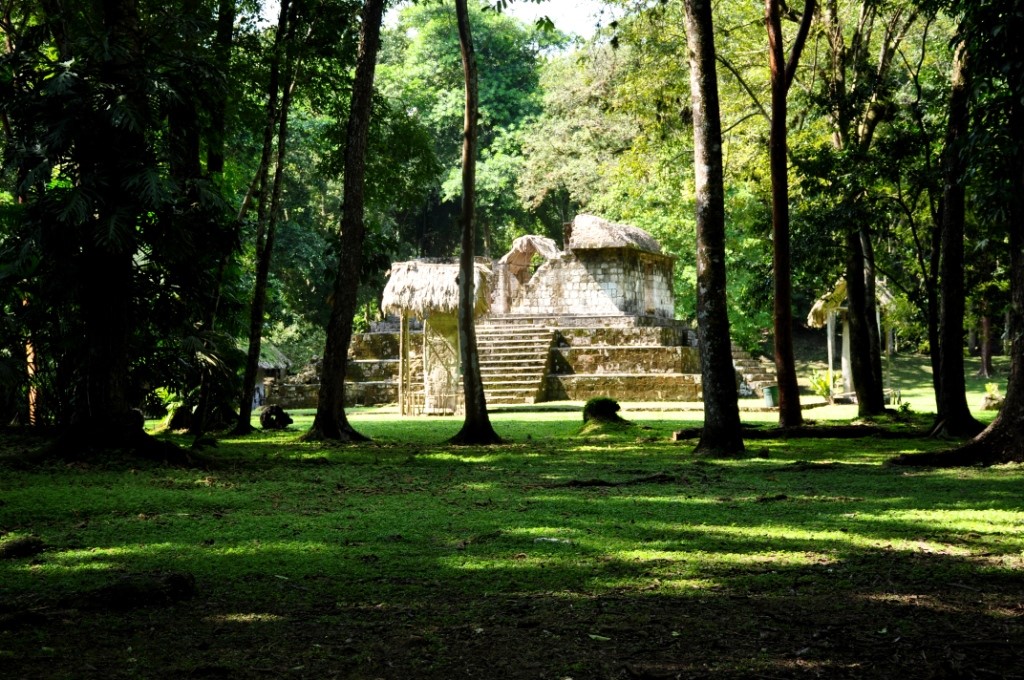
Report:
381,258,493,318
568,214,663,254
806,278,895,328
257,342,292,370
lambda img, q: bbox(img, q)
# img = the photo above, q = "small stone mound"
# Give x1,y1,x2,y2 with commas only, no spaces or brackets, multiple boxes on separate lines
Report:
260,404,293,430
582,397,625,423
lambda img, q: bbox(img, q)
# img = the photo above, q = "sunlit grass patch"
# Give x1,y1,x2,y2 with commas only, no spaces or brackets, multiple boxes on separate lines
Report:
205,613,287,624
4,398,1024,679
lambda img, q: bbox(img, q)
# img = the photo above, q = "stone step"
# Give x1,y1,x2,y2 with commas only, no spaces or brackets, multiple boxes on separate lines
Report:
477,334,551,343
481,377,542,386
478,342,551,351
474,326,554,405
481,365,547,374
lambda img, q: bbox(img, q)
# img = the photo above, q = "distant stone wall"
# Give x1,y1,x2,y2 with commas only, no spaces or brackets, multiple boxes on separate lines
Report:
266,381,397,409
545,374,701,402
510,250,675,319
551,346,701,375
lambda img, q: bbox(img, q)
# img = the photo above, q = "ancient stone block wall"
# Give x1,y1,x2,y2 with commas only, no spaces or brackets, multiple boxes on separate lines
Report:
551,346,701,375
545,374,702,402
509,250,675,319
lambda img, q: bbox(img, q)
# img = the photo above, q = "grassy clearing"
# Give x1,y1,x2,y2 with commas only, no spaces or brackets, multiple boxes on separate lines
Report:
1,357,1022,678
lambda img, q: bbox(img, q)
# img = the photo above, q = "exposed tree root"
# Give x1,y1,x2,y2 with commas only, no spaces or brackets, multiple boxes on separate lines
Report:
448,428,503,446
34,413,204,468
888,428,1023,467
927,415,985,439
301,423,370,444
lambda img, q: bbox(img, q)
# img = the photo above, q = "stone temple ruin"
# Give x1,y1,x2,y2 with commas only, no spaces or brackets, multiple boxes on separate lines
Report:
268,214,775,412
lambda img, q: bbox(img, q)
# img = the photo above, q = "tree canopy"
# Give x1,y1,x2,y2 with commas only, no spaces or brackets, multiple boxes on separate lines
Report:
2,0,1022,461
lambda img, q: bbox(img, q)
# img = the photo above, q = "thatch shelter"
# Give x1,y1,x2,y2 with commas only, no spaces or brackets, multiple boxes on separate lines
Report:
807,278,895,395
381,258,493,415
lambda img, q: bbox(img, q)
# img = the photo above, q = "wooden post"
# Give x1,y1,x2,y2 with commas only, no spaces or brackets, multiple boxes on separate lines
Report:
841,312,853,394
399,311,408,415
826,311,835,394
23,299,37,426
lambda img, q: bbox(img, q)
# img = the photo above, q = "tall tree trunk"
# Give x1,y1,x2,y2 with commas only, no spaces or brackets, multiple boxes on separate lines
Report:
861,228,884,394
76,0,145,441
845,229,885,415
235,0,296,434
189,0,238,439
892,115,1024,466
304,0,385,442
206,0,236,177
766,0,814,428
927,231,941,404
821,0,915,416
450,0,500,446
934,44,983,437
683,0,744,456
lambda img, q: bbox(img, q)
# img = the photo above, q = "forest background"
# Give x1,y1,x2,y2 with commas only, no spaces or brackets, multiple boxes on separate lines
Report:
1,0,1021,455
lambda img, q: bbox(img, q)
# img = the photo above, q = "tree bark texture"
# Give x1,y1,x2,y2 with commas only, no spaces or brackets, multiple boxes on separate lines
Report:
893,127,1024,466
766,0,814,428
76,0,146,436
934,44,983,437
844,229,885,415
450,0,500,445
821,0,917,416
235,0,293,434
684,0,744,456
305,0,385,442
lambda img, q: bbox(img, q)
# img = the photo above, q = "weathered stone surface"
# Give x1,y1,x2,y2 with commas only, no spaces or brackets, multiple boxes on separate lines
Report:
349,332,403,360
552,347,701,375
545,374,702,402
556,325,689,347
510,249,675,319
346,359,400,382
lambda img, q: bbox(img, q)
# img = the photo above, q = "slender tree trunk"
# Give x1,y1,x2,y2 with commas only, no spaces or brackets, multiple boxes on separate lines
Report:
861,228,884,394
821,0,912,416
206,0,235,177
934,44,983,437
892,117,1024,466
845,229,885,415
927,231,941,404
234,0,292,434
684,0,744,456
189,0,238,440
766,0,814,428
304,0,385,442
450,0,500,445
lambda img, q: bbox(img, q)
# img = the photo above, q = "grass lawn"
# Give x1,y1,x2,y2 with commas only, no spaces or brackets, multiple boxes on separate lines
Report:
1,354,1022,679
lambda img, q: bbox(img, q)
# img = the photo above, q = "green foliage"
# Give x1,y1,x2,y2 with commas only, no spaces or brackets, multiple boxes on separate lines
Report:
808,370,837,402
376,0,562,256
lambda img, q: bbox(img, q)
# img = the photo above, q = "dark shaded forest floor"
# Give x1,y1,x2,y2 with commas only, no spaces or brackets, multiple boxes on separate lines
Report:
2,402,1022,679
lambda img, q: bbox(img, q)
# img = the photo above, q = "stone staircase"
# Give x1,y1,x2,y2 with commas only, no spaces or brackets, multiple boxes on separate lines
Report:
732,345,776,397
476,319,555,405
